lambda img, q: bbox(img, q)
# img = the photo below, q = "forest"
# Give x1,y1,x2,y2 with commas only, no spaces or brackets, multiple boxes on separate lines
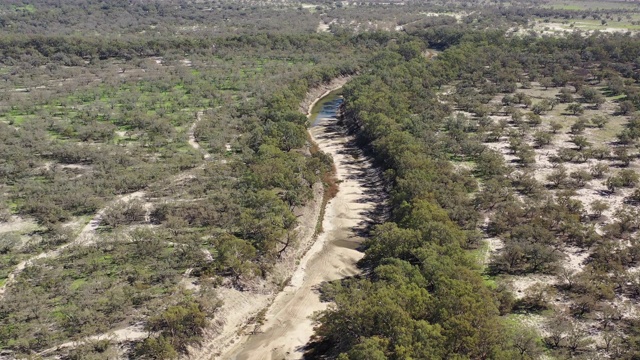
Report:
2,0,640,359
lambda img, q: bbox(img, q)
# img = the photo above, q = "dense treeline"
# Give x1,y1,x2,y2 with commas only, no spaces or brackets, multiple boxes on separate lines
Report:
0,0,551,38
311,38,516,359
0,32,366,64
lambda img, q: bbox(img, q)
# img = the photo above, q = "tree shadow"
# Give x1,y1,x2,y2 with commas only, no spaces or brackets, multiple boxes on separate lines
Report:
299,114,390,359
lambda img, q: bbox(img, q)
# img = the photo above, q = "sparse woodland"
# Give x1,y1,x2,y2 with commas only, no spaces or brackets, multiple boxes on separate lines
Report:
3,0,640,359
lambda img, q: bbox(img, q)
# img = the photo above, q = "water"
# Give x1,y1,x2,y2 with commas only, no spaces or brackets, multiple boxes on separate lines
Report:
311,93,343,127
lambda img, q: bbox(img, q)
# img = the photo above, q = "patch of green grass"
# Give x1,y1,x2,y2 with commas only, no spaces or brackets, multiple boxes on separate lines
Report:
607,94,626,101
6,198,20,213
584,117,626,144
70,278,86,291
50,308,66,321
483,275,497,289
470,238,491,265
12,4,36,13
548,4,581,10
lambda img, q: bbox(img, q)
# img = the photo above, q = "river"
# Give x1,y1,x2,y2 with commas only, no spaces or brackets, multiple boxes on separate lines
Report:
222,88,383,360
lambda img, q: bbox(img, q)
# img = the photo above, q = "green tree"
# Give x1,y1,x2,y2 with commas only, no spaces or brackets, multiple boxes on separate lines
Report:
550,121,563,134
614,147,632,167
606,176,625,193
571,135,591,151
567,103,584,115
570,118,587,134
618,169,639,187
618,100,635,115
570,170,592,188
526,112,542,127
340,337,389,360
533,131,552,148
590,163,610,178
475,150,508,178
146,301,208,352
591,200,609,218
135,335,178,359
547,166,568,188
539,77,553,90
267,122,307,152
558,88,573,103
591,114,609,128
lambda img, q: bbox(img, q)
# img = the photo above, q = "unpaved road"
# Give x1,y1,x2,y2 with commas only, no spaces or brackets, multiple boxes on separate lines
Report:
223,91,383,360
0,190,144,300
37,325,148,357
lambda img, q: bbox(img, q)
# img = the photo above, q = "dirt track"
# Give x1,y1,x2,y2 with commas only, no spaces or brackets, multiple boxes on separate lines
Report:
0,110,211,302
223,89,384,360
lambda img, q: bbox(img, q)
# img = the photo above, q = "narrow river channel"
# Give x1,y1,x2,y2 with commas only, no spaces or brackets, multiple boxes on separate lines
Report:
223,89,384,360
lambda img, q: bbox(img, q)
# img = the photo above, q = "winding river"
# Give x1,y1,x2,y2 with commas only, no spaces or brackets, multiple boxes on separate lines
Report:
223,89,384,359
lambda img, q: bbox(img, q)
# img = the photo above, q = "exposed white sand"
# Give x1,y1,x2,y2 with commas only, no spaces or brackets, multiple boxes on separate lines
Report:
0,215,38,234
37,325,148,357
317,20,333,33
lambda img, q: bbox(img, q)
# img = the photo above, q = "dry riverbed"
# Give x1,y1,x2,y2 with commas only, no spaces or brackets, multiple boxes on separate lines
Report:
217,80,384,360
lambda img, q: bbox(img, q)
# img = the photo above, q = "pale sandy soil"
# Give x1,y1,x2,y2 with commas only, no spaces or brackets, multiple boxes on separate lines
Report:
395,12,466,31
187,182,323,360
221,80,383,360
0,215,38,234
316,20,333,33
510,274,557,300
481,216,503,265
478,87,640,350
522,21,638,37
37,325,148,357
